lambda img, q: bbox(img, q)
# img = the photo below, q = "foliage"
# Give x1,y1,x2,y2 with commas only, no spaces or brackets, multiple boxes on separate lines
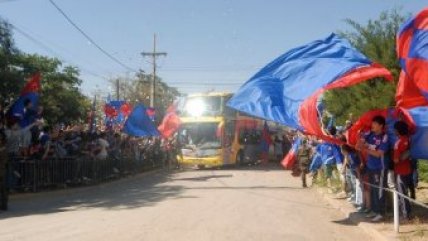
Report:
0,18,90,125
0,19,24,100
324,9,408,124
419,161,428,183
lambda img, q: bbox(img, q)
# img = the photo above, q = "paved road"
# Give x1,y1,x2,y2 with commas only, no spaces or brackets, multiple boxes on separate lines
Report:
0,165,372,241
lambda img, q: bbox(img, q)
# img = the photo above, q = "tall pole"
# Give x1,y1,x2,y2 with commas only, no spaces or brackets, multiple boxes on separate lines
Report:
142,34,167,108
152,34,156,108
116,78,120,100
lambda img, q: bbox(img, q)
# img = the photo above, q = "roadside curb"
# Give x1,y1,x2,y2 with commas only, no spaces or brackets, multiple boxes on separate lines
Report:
315,187,397,241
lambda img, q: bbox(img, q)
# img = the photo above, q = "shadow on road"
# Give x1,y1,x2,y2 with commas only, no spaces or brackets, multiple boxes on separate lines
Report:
172,174,233,182
0,170,185,219
184,163,286,172
184,185,301,190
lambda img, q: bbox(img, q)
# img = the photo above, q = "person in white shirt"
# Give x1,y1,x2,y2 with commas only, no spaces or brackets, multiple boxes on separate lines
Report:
95,133,109,161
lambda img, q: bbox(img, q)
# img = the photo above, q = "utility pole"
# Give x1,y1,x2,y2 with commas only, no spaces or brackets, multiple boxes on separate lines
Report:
116,78,120,100
142,34,167,108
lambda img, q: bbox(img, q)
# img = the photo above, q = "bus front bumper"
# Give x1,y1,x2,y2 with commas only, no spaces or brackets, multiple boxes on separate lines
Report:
178,155,223,168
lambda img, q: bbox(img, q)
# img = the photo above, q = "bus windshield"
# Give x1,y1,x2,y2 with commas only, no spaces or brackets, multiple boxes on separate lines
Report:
178,122,221,149
182,96,222,117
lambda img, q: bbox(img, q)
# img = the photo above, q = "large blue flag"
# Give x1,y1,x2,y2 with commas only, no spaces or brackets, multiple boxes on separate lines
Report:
227,33,390,134
122,104,160,137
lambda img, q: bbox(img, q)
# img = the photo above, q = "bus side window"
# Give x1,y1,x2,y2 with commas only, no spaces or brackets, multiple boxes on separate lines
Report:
224,121,235,147
224,106,236,118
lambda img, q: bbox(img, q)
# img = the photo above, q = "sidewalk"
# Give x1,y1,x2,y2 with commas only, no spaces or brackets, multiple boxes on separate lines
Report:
315,184,428,241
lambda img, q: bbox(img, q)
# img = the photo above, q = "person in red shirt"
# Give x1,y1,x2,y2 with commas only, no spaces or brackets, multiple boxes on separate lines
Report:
393,121,412,221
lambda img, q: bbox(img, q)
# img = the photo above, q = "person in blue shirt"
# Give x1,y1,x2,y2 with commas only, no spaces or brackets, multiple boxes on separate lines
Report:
341,144,362,207
319,140,342,193
356,115,389,222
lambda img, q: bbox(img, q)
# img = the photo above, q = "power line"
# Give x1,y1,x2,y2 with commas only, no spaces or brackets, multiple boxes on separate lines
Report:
10,23,110,80
11,22,113,76
48,0,138,73
0,0,21,3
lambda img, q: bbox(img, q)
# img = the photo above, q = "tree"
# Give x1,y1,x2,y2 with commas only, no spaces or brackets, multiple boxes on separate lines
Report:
0,18,24,102
0,18,90,125
16,54,91,124
324,9,408,124
111,71,180,124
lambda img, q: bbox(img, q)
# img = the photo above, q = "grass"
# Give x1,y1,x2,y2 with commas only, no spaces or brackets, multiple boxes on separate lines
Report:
419,161,428,183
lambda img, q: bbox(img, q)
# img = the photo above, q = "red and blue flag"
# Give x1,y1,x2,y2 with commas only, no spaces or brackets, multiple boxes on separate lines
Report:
227,33,391,141
281,137,301,169
396,8,428,107
7,73,41,126
104,100,132,125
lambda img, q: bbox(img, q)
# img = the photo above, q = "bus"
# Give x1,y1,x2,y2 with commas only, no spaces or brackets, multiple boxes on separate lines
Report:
177,92,265,168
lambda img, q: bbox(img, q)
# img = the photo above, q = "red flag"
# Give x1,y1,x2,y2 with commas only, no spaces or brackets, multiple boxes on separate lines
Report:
158,103,181,138
120,103,132,117
396,71,428,108
21,72,41,95
104,104,118,117
281,137,301,170
158,112,181,138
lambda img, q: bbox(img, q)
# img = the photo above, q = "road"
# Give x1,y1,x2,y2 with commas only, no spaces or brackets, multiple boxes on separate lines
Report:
0,165,372,241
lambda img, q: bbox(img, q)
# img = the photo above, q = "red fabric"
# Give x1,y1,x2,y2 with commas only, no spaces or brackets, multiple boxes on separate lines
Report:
397,28,414,59
396,71,428,108
158,112,181,138
396,9,428,106
414,9,428,30
146,107,155,117
120,103,132,116
281,150,296,170
104,104,118,117
346,109,388,146
393,136,412,175
158,103,181,138
298,64,392,143
405,58,428,94
21,73,41,95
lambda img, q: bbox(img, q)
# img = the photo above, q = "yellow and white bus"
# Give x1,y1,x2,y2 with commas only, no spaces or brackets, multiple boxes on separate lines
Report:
177,92,264,168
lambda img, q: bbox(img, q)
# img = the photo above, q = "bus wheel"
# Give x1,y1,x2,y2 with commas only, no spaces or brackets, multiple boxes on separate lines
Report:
236,151,243,167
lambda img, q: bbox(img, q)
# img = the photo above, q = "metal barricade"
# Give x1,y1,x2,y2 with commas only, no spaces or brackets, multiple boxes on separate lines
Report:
7,145,166,193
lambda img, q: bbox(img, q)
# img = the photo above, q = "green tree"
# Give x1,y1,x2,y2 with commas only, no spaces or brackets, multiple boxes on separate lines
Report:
112,71,180,124
16,54,91,124
324,9,408,124
0,17,90,124
0,18,25,102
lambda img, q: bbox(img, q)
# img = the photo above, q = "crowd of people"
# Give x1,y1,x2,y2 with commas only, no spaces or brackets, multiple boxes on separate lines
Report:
0,98,421,222
292,115,419,223
0,99,180,211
